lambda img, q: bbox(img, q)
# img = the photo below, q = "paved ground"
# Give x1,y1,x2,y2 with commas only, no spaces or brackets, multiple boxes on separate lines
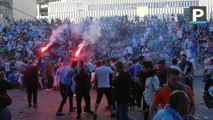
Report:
7,76,213,120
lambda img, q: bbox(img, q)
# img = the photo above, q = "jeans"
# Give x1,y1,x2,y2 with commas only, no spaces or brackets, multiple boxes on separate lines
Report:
0,107,11,120
57,84,73,112
116,102,130,120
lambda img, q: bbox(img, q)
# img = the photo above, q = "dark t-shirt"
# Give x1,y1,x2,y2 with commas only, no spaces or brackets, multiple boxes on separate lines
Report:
113,70,131,103
0,78,13,95
179,61,193,75
74,68,91,91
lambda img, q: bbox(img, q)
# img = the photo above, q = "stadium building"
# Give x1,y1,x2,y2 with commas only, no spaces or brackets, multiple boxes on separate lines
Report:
0,0,37,20
0,0,13,19
46,0,213,22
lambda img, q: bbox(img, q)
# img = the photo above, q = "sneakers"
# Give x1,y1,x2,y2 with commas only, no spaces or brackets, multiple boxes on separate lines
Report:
93,114,97,120
76,114,81,119
56,112,65,116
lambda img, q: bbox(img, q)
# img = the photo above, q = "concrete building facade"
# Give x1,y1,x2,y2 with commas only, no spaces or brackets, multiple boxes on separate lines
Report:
13,0,37,20
0,0,13,19
47,0,213,22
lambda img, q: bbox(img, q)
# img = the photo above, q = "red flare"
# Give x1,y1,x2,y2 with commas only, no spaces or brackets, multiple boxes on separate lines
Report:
41,46,48,53
75,43,85,57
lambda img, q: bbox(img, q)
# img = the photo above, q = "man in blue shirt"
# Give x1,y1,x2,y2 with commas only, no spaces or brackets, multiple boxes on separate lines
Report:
135,56,145,110
7,68,16,85
56,61,78,116
55,62,67,98
153,90,190,120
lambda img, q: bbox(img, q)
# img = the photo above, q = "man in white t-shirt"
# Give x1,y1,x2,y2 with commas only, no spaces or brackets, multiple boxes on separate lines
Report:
93,59,114,119
176,29,183,40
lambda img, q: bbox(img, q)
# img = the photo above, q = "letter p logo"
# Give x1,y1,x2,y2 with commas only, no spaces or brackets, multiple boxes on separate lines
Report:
190,6,207,24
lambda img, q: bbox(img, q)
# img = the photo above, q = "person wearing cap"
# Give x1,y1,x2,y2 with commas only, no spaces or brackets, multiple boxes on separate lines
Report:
112,61,131,120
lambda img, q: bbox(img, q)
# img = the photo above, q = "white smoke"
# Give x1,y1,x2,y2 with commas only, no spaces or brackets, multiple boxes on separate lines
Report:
82,22,102,44
44,21,102,58
44,24,68,50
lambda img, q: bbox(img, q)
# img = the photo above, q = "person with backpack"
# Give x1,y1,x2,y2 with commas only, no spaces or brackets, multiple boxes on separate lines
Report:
149,69,195,120
142,61,160,120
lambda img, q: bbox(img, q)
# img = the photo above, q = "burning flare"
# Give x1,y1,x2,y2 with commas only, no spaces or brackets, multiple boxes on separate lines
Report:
75,43,85,57
41,46,48,53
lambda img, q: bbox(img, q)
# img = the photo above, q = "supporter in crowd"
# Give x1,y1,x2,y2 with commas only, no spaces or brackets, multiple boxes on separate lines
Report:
142,61,160,120
149,69,195,120
74,61,93,119
135,56,145,111
112,61,131,120
204,58,213,92
156,59,170,86
56,61,77,116
153,90,190,120
44,59,54,91
0,72,13,120
93,59,114,119
23,58,42,108
1,13,213,119
179,54,194,91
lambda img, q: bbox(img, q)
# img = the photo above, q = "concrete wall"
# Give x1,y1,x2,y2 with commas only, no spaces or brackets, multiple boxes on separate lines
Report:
13,0,37,20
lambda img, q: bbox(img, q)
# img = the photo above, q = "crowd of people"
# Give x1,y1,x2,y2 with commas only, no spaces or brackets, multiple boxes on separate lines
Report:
0,14,213,120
